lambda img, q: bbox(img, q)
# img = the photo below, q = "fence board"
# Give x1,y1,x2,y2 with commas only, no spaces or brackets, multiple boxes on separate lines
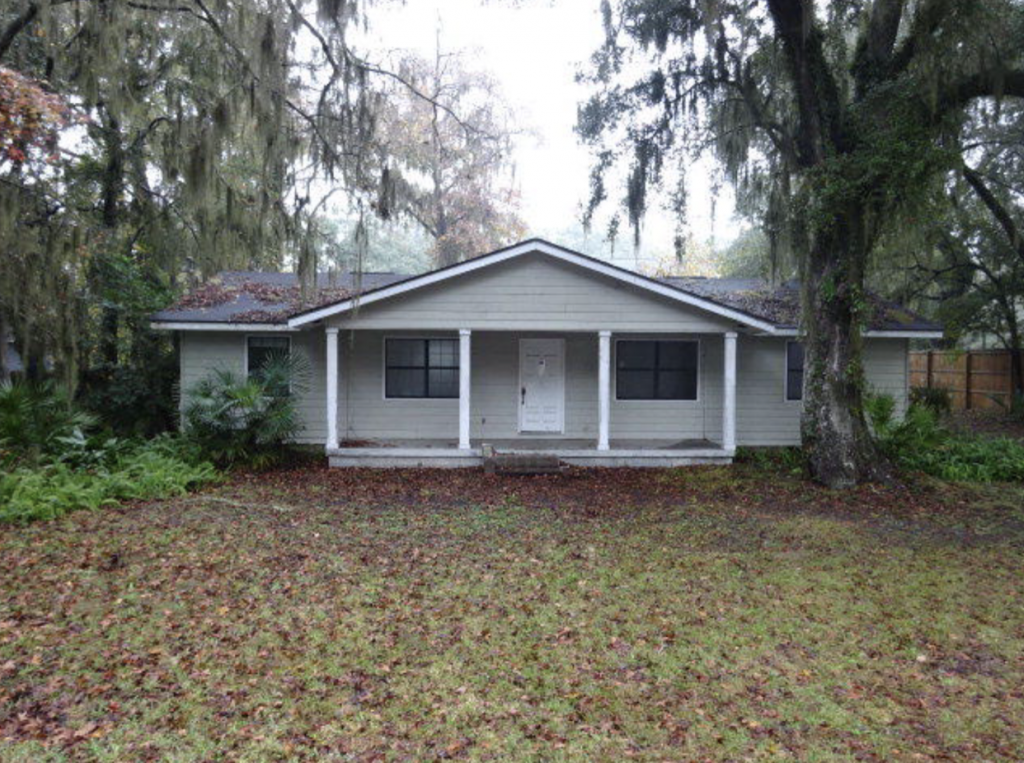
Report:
909,350,1013,411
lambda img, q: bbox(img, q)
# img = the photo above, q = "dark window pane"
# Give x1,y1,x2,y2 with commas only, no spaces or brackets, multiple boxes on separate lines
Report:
786,342,804,401
428,368,459,398
787,342,804,372
617,340,656,369
617,370,656,399
428,339,458,368
657,369,698,400
247,337,290,379
387,339,425,367
386,368,425,398
787,370,804,401
658,341,697,370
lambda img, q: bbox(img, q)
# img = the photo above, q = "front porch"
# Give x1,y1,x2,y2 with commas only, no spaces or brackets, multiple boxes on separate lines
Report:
321,327,740,468
327,438,733,469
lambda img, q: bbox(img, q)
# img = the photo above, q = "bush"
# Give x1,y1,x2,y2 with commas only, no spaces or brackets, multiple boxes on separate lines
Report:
909,385,952,416
868,393,1024,483
734,446,806,473
77,359,177,437
0,380,97,465
0,445,217,524
183,352,310,468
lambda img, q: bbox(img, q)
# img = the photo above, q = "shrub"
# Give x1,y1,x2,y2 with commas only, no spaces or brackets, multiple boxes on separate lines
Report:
183,352,309,468
735,446,806,473
0,380,97,465
77,359,177,436
0,445,217,524
909,385,953,416
868,393,1024,483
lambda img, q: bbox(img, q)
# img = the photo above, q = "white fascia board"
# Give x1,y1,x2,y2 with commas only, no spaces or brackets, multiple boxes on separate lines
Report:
287,240,777,332
149,322,296,332
865,330,943,339
771,328,944,339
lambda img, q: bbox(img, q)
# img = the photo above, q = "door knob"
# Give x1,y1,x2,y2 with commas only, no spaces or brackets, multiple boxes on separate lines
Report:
521,386,526,404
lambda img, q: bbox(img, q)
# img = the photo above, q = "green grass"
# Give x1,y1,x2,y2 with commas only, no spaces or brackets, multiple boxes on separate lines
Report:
1,465,1022,761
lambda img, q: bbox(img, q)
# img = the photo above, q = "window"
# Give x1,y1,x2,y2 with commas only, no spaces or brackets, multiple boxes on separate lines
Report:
616,340,698,400
385,338,459,398
247,336,290,394
786,341,804,401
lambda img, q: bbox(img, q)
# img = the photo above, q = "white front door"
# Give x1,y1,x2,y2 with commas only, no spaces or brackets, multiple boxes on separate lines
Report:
519,338,565,433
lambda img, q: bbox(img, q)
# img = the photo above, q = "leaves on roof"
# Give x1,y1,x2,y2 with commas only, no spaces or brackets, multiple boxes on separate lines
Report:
168,279,354,323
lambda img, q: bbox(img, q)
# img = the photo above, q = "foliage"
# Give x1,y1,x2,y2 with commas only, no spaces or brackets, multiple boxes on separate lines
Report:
0,379,97,464
870,394,1024,482
578,0,1024,486
0,66,70,167
376,50,526,266
734,445,806,474
0,445,216,524
183,352,310,469
2,467,1023,757
1,0,515,413
910,385,953,416
77,358,178,437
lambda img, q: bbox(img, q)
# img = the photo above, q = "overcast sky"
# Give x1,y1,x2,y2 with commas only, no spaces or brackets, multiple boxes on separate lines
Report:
367,0,741,264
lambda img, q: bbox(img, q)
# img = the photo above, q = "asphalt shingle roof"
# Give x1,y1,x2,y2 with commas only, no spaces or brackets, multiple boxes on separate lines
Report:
152,267,941,333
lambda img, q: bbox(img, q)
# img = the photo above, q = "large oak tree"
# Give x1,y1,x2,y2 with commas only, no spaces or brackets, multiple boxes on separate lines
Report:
579,0,1024,486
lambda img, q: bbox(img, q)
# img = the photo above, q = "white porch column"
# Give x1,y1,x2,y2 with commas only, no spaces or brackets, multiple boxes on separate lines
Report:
598,330,611,451
723,331,737,453
459,329,471,450
325,327,340,451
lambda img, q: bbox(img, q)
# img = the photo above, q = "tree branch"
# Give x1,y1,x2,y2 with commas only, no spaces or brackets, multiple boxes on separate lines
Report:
852,0,905,96
0,1,39,62
963,164,1024,259
764,0,847,165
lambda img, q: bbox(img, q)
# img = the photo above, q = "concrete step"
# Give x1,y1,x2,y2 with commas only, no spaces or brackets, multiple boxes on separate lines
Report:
484,452,564,475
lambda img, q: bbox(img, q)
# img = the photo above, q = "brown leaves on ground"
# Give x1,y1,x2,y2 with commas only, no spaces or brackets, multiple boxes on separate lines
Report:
1,463,1022,761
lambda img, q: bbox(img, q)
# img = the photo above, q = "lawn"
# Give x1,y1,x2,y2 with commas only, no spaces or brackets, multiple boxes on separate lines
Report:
2,463,1023,761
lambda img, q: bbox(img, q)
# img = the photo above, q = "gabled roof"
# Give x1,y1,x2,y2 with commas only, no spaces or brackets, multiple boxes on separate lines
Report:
150,238,943,337
286,239,780,331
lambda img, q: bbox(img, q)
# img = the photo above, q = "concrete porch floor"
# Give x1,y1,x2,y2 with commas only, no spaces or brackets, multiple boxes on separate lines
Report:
327,437,733,468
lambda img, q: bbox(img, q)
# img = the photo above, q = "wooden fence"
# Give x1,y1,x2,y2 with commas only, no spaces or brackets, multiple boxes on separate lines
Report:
909,350,1016,411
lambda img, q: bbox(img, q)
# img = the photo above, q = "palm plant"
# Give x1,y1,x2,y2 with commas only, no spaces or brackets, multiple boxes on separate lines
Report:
182,351,310,468
0,380,98,464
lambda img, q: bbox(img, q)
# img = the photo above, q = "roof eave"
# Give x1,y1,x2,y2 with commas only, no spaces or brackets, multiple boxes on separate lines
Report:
149,321,295,332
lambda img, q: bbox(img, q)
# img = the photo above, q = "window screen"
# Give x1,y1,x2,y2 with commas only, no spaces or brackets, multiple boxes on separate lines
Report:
247,336,290,389
385,338,459,398
786,341,805,401
616,340,698,400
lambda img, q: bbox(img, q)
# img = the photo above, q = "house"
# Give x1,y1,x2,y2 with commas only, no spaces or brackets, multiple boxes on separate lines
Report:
150,238,942,467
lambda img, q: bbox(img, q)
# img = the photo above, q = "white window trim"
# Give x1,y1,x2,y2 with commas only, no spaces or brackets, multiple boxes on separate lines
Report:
380,335,461,401
784,339,804,404
613,337,701,404
244,334,293,391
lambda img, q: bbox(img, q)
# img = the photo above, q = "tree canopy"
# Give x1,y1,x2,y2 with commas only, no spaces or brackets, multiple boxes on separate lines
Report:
0,0,520,426
580,0,1024,486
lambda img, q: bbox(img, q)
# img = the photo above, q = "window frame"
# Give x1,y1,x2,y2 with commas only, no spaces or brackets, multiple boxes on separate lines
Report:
244,334,293,392
613,338,701,403
382,336,461,400
784,340,804,403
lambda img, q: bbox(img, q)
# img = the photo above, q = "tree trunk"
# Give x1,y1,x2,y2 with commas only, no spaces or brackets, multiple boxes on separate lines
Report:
98,109,124,367
0,309,9,383
800,204,890,487
1007,319,1024,402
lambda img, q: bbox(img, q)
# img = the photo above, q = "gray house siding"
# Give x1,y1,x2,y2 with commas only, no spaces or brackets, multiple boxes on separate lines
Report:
178,330,326,445
181,330,909,448
736,336,909,446
328,253,739,333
